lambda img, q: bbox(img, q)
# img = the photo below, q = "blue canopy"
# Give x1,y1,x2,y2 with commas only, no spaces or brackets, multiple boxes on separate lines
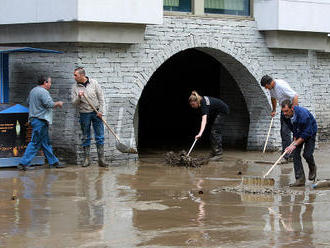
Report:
0,104,29,114
0,46,63,54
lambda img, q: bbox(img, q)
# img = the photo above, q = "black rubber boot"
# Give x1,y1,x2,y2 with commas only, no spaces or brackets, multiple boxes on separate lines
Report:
289,177,306,187
82,146,91,167
308,164,317,181
97,144,108,167
209,148,223,161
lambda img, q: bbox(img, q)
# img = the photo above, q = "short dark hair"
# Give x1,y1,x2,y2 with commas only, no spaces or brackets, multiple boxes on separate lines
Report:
37,76,49,85
74,67,86,76
260,75,273,87
281,99,293,109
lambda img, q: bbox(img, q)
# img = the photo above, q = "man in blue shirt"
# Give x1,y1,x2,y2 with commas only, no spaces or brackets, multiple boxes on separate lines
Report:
18,76,64,170
281,100,317,187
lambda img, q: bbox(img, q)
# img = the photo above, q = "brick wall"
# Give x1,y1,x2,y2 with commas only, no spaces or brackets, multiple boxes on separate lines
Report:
7,16,330,163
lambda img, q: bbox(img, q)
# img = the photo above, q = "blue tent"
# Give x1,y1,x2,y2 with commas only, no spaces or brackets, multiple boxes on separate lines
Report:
0,46,62,104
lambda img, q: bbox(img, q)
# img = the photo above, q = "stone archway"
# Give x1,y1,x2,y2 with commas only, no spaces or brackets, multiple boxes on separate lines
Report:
128,33,273,154
133,46,270,153
137,48,249,152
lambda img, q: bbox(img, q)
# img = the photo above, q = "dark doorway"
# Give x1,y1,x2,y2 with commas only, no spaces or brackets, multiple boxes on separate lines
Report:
138,48,249,153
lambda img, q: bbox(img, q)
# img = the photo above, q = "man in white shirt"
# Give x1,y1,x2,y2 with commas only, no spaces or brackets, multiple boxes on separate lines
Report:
260,75,299,162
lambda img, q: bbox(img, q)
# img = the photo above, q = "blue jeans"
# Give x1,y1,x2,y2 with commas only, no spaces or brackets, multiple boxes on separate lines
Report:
79,112,104,147
20,118,59,166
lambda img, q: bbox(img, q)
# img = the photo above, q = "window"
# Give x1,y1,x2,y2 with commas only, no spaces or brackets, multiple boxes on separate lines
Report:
204,0,250,16
163,0,192,12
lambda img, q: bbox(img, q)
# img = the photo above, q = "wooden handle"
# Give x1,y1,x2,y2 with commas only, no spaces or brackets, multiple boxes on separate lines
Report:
263,142,295,178
263,150,288,178
263,117,274,153
82,94,121,142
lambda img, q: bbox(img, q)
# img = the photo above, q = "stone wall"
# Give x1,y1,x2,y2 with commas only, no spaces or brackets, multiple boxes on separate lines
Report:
7,15,330,163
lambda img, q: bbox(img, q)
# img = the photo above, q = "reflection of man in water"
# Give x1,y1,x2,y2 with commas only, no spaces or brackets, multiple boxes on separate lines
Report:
18,76,64,170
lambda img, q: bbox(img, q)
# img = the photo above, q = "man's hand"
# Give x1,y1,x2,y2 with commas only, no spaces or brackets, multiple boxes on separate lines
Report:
54,101,64,108
97,112,103,119
78,91,84,97
271,111,276,117
285,143,296,154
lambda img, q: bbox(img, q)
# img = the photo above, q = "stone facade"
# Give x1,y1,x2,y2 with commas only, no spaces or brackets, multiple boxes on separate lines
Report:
8,16,330,164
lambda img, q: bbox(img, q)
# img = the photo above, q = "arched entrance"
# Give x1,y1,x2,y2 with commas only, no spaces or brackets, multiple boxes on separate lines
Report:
137,48,250,153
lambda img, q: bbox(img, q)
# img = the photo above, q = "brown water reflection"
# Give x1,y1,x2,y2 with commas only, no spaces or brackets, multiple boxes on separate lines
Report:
0,145,330,247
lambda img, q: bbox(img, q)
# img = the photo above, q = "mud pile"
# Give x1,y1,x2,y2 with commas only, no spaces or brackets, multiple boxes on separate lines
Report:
214,185,305,195
164,151,208,168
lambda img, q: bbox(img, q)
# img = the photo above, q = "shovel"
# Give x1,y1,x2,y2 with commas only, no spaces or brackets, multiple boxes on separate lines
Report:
82,94,137,154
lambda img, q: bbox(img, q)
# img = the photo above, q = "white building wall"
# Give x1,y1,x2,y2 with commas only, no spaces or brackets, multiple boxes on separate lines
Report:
0,0,162,25
254,0,330,33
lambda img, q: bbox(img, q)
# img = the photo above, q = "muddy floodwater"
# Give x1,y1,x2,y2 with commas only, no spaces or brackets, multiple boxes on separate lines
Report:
1,145,330,248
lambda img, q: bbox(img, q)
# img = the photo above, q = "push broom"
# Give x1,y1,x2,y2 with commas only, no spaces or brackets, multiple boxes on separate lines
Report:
242,147,291,187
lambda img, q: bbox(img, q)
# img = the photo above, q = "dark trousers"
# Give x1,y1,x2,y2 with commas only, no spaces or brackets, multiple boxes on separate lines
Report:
281,112,292,159
210,114,224,156
293,135,316,179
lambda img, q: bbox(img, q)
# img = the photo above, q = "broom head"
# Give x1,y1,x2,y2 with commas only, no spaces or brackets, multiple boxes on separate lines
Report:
241,176,275,187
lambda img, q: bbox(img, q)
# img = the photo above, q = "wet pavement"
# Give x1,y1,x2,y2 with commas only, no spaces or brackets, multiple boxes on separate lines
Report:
1,144,330,247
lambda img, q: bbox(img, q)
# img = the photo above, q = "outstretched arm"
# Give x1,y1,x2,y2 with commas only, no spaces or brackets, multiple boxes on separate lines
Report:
195,115,207,139
271,97,277,117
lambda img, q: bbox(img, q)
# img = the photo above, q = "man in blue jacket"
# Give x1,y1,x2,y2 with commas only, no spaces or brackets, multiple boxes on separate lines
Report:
281,100,317,187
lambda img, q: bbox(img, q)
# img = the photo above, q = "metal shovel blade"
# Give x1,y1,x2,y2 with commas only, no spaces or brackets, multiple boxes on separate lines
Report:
115,141,137,154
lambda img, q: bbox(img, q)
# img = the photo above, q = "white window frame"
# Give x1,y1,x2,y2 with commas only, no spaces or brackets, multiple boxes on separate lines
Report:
164,0,254,19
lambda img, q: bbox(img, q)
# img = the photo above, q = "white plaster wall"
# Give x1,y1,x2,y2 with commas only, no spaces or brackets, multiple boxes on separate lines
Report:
254,0,330,33
0,0,162,25
78,0,163,24
0,0,78,24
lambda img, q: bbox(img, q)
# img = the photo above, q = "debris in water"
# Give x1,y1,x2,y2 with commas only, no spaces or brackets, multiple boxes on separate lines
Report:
312,179,330,189
164,150,208,168
213,185,305,195
198,190,204,194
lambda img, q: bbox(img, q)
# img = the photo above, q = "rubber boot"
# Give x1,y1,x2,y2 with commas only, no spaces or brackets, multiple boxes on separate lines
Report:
209,148,223,162
289,177,305,187
97,144,108,167
82,146,91,167
308,164,317,181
